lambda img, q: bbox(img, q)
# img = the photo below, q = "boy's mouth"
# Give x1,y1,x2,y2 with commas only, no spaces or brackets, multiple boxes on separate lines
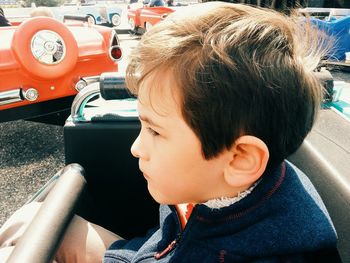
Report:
138,163,150,179
143,172,150,180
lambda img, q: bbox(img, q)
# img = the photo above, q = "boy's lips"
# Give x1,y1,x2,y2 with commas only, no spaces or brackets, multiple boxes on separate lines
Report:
142,172,150,179
139,163,150,179
139,167,150,179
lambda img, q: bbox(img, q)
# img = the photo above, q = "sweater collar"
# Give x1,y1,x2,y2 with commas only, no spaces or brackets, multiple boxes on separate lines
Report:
203,179,261,209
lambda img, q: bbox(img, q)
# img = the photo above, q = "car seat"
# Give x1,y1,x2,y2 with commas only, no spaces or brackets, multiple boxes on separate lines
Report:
288,108,350,263
64,76,159,239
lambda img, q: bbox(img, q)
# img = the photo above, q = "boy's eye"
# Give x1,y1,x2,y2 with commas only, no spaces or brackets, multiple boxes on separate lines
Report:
147,127,159,136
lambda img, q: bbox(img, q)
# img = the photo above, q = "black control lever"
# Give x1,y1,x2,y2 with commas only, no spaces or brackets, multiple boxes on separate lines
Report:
99,72,135,100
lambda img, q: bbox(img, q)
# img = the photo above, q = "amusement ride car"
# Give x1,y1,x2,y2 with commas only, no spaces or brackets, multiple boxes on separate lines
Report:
59,1,123,27
127,2,175,33
0,16,122,124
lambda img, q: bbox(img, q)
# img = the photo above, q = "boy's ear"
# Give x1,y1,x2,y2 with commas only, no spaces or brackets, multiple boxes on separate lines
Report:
223,136,269,188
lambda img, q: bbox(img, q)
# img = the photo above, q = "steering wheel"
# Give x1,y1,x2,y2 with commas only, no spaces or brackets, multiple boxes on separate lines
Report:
6,164,86,263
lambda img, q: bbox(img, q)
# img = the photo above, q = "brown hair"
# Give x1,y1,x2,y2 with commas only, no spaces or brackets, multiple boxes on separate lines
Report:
126,2,325,168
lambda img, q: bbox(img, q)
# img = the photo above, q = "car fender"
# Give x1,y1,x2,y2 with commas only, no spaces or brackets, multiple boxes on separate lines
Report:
139,6,174,28
128,8,141,27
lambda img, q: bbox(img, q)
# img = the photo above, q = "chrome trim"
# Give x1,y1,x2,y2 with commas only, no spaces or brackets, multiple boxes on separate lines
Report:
0,89,23,106
75,80,88,92
110,29,120,46
23,88,39,101
71,82,100,121
31,30,66,65
109,30,122,62
82,76,100,85
74,76,101,92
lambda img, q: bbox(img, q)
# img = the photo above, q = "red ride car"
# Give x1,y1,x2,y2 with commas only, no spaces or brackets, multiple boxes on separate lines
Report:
127,3,175,33
0,16,122,124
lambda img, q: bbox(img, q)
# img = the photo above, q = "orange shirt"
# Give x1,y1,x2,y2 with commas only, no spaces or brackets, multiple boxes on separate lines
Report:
175,203,194,230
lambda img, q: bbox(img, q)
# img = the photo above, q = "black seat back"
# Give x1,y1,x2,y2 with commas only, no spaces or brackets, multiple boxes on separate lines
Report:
288,109,350,263
64,118,159,239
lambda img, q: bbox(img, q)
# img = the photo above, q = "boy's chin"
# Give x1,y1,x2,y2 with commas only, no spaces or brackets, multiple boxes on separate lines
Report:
148,189,177,205
147,186,163,204
147,185,196,205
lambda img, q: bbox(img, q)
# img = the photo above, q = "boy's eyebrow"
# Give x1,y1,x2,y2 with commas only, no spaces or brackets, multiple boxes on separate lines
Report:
139,114,162,128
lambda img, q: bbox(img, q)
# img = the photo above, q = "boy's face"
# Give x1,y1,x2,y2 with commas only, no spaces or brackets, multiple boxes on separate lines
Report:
130,70,232,205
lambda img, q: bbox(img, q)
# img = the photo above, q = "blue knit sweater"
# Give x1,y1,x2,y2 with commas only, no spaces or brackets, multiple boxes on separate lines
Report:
104,161,338,262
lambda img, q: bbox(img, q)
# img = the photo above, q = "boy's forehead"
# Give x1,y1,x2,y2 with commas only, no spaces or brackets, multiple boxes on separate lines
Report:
137,69,182,115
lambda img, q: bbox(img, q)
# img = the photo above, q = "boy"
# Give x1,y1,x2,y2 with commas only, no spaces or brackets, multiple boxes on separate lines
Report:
0,2,339,262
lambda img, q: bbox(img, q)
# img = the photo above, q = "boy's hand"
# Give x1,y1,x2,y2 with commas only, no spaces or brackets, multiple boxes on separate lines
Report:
0,202,121,263
0,201,41,247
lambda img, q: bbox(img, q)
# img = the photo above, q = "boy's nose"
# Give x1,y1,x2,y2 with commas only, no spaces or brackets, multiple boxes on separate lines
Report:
130,136,140,158
131,134,148,160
